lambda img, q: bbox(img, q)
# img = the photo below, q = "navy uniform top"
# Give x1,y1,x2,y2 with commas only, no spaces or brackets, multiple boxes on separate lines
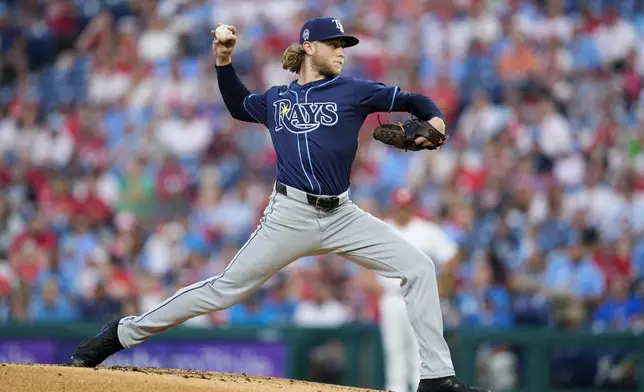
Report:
215,64,444,196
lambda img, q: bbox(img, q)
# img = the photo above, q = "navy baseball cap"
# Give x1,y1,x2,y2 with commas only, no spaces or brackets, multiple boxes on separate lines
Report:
299,17,359,48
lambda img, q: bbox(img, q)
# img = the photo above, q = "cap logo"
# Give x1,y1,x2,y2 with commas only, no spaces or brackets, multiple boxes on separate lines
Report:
332,19,344,33
302,29,310,41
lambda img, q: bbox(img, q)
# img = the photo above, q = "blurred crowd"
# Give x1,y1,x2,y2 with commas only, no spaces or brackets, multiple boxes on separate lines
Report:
0,0,643,347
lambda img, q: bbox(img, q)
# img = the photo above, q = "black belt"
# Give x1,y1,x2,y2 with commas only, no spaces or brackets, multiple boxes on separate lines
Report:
275,182,340,212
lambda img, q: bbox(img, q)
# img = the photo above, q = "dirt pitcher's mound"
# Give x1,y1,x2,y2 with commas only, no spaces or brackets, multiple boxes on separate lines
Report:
0,364,384,392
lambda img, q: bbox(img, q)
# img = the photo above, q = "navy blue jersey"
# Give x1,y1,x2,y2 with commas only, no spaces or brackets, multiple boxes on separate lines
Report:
216,64,443,196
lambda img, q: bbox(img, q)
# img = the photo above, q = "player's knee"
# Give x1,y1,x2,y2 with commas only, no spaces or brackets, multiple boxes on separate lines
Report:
405,253,436,281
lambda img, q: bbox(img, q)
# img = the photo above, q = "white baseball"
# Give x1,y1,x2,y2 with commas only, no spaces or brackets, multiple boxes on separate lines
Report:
215,25,233,43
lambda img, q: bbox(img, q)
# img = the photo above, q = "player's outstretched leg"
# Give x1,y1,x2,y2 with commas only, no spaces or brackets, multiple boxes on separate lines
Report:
71,190,321,367
320,201,491,392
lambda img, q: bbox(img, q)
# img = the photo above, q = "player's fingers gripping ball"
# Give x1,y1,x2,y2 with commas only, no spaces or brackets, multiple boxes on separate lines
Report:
211,23,237,59
373,116,448,151
214,24,234,44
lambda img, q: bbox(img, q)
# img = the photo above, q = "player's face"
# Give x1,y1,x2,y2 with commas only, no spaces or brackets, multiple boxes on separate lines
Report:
312,39,345,77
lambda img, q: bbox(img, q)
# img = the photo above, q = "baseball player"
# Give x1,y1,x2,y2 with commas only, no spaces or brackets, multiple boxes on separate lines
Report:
361,188,460,392
70,17,489,392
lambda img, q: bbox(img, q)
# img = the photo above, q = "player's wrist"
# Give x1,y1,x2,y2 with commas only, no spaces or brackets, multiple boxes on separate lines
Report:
215,56,232,66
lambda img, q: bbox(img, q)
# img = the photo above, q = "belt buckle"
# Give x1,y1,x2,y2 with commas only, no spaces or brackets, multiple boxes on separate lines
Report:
314,197,326,211
315,196,337,212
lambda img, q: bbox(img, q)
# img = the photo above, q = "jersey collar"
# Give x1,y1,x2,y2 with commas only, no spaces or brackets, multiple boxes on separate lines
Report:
289,76,339,92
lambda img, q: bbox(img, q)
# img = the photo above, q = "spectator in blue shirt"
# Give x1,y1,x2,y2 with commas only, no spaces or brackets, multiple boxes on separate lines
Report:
58,215,100,277
264,277,297,325
537,193,574,253
629,278,644,329
632,237,644,279
227,291,277,327
28,277,79,323
489,218,521,271
510,249,551,326
569,26,602,71
593,275,642,331
543,239,606,307
460,40,500,103
81,281,122,322
0,4,22,56
32,252,75,298
456,253,512,328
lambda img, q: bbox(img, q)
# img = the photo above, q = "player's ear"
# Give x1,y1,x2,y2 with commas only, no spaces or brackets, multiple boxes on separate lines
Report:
302,41,315,55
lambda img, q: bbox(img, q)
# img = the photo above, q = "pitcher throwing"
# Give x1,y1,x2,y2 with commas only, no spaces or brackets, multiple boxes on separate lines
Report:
70,17,490,392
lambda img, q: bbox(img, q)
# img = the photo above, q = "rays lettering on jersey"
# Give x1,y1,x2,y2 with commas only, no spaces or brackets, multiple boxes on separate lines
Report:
273,99,339,134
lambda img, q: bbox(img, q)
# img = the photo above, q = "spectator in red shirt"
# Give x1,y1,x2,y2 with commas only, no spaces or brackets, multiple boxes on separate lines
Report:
76,172,112,228
77,126,109,171
75,11,113,54
10,237,49,287
10,214,57,258
45,0,78,38
621,50,641,110
0,164,11,188
429,72,460,126
593,236,633,287
454,151,487,194
155,154,192,220
38,176,78,230
578,2,602,34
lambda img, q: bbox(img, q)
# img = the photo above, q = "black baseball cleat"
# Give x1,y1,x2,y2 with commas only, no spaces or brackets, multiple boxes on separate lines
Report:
417,376,491,392
70,319,125,367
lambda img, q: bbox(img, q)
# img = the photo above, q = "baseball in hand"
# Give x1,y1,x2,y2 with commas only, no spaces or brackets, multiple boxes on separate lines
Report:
215,24,233,43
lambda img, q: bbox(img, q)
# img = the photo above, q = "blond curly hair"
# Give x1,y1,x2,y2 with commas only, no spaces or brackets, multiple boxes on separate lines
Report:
281,44,306,74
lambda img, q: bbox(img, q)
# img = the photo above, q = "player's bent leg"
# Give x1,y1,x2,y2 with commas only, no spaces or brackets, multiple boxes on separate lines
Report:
71,190,320,367
322,202,454,379
321,201,490,392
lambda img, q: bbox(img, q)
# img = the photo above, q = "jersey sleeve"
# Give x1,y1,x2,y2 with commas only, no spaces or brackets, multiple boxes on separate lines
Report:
353,79,400,115
243,93,268,126
216,63,270,126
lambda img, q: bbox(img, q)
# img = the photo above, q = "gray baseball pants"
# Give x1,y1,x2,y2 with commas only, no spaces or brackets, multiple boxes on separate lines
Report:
117,182,455,379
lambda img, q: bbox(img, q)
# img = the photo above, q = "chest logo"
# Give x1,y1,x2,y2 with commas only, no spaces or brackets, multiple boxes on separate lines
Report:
273,99,339,134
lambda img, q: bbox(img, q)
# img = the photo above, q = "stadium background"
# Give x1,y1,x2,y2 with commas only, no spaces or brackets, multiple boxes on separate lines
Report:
0,0,642,391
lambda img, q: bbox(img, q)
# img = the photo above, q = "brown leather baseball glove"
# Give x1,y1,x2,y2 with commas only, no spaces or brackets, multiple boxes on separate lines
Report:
373,116,448,151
